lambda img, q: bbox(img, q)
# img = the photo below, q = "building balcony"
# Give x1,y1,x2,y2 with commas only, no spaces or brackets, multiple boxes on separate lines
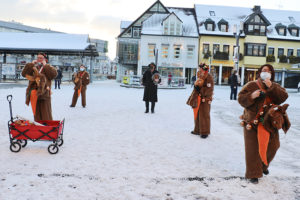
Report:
213,51,229,60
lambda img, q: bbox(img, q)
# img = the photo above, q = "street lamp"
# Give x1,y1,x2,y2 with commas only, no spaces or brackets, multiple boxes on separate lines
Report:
233,22,244,77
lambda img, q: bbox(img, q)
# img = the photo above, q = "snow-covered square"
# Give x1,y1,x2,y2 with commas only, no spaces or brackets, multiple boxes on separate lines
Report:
0,81,299,200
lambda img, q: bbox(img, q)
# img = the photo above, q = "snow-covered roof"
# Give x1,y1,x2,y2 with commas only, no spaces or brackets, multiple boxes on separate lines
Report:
141,7,198,37
0,20,60,33
0,33,90,51
195,4,300,40
120,21,132,29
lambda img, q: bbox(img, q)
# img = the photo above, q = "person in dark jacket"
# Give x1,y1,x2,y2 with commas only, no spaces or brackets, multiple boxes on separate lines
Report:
229,70,239,100
55,67,63,89
142,63,161,113
191,74,196,88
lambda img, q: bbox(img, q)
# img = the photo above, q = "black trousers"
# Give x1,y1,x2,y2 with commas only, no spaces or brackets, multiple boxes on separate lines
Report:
230,86,238,100
145,101,155,111
55,79,61,89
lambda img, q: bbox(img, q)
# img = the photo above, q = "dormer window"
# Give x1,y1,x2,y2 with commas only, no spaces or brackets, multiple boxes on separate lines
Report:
218,19,228,32
279,28,285,35
288,24,299,37
244,6,271,36
205,18,215,31
291,29,298,36
209,11,215,16
162,12,183,36
275,23,287,36
207,24,213,31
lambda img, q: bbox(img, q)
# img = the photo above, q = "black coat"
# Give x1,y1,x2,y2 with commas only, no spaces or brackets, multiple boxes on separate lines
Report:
55,69,63,80
229,74,238,87
142,69,160,102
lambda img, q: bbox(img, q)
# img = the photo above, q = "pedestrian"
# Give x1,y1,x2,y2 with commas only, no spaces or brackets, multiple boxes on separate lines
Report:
70,65,90,108
142,63,161,113
191,74,196,88
55,66,63,89
21,52,57,121
187,63,214,139
168,72,172,87
238,64,289,184
229,70,238,100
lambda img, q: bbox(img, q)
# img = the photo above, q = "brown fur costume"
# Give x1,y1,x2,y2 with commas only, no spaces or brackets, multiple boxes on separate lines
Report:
71,71,90,107
238,77,288,179
22,63,57,121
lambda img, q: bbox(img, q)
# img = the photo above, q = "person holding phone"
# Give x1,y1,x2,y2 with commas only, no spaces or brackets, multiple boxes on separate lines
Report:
22,52,57,121
238,64,288,184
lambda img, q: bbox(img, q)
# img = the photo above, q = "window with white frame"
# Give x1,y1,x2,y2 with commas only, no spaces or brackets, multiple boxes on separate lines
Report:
287,49,294,57
161,44,169,58
164,22,169,35
170,22,175,35
203,44,209,54
148,44,156,58
174,45,181,59
278,28,285,36
176,22,181,35
187,46,195,59
133,27,141,38
220,24,227,32
291,29,298,36
207,24,213,31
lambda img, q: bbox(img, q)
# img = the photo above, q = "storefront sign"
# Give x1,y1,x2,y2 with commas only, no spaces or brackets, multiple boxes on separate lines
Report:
161,62,183,68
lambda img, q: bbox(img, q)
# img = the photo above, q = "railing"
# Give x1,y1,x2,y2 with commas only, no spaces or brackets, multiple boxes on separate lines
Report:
121,75,186,88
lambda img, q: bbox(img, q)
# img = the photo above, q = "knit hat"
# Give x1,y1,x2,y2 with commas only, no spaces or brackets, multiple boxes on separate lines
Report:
199,63,209,71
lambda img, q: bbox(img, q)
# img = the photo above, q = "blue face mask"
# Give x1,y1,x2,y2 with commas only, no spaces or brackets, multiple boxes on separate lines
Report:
80,68,85,71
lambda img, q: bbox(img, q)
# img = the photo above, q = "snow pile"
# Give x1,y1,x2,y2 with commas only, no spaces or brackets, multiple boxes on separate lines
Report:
0,81,299,200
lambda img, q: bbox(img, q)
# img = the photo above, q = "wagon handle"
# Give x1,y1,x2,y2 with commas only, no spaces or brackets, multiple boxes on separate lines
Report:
7,95,12,102
7,95,13,122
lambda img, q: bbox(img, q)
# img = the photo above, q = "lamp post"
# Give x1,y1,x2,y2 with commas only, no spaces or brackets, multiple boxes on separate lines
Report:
233,22,243,85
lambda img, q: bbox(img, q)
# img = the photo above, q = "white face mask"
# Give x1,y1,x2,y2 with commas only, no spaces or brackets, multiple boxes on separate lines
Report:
260,72,271,80
80,68,85,71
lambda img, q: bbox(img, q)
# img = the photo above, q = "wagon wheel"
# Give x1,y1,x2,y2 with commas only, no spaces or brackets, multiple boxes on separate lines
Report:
17,139,27,148
48,144,59,154
10,142,21,153
57,138,64,147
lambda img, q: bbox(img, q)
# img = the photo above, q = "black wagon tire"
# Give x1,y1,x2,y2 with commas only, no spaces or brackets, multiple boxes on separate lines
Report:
48,144,59,154
17,139,27,148
10,142,21,153
57,138,64,147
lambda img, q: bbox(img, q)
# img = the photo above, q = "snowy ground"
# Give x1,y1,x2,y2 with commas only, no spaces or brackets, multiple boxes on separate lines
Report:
0,81,299,200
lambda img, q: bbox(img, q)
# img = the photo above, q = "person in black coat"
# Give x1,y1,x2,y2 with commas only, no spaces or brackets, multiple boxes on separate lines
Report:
55,67,63,89
229,70,238,100
142,63,161,113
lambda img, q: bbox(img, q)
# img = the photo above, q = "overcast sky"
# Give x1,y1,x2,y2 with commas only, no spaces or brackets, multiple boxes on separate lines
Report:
0,0,299,59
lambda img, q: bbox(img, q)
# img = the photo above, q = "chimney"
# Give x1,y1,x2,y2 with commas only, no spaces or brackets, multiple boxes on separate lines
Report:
252,5,261,13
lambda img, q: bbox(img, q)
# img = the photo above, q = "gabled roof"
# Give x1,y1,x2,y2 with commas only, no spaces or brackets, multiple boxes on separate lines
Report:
218,19,228,25
162,12,183,23
275,23,287,28
288,23,299,29
118,0,169,38
141,7,198,37
244,12,271,25
205,18,215,23
0,20,60,33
